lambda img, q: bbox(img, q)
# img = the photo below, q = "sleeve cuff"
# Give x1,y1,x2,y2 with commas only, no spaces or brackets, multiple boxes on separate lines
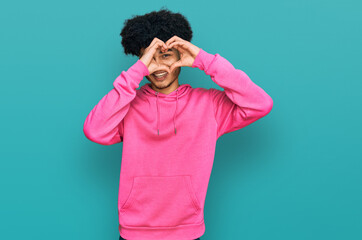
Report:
191,48,216,71
133,59,150,77
113,59,150,88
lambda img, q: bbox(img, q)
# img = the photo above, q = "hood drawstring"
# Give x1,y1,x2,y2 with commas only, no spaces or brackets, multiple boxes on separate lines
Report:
155,89,179,136
156,92,160,135
173,89,179,135
141,83,190,137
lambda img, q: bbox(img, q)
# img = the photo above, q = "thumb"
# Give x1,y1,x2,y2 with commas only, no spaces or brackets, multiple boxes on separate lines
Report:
170,60,182,73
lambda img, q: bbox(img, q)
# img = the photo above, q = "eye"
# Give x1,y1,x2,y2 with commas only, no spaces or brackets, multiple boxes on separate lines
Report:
162,54,170,58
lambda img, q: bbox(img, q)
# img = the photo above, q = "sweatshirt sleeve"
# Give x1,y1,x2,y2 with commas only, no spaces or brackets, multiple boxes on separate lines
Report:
192,48,273,138
83,59,149,145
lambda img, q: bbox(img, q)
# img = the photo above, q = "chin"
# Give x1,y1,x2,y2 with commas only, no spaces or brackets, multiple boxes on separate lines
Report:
153,80,169,87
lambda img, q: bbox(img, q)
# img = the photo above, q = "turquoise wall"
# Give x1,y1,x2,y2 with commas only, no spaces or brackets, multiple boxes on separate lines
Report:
1,0,361,239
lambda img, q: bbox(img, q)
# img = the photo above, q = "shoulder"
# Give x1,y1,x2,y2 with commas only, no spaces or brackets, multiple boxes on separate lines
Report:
189,86,208,93
188,87,225,99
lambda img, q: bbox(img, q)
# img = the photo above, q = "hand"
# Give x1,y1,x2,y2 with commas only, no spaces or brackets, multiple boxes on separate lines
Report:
139,37,168,74
165,36,201,73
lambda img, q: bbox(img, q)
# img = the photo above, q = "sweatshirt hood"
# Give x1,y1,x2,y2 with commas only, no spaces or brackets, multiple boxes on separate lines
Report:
140,83,192,136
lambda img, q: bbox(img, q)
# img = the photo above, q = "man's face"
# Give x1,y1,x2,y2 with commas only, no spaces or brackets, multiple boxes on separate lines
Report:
139,47,181,90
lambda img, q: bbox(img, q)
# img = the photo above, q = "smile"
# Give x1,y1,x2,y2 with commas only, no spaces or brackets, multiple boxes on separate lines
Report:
153,72,168,80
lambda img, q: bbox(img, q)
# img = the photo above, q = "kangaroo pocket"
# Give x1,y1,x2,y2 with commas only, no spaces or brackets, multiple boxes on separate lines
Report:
119,175,201,227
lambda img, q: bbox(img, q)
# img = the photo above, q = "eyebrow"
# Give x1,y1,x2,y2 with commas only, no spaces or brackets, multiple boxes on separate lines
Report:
158,49,173,54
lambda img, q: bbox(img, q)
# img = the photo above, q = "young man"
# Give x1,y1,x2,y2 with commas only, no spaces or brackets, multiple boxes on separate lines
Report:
83,8,273,240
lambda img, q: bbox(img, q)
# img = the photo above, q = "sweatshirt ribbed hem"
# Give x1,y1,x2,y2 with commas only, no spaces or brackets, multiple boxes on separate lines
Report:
119,219,205,240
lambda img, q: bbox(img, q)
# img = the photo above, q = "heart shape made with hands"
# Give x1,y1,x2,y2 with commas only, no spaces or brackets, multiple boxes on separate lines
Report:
141,36,201,75
161,37,201,73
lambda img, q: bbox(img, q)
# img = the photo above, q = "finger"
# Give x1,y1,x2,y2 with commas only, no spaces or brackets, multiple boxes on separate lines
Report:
149,41,168,56
152,37,167,48
166,38,184,49
168,41,190,55
149,58,160,74
170,60,182,73
160,41,168,52
167,41,188,51
147,37,167,51
147,37,161,51
165,35,184,46
165,36,176,46
157,40,168,52
152,38,168,52
153,40,168,52
141,39,167,66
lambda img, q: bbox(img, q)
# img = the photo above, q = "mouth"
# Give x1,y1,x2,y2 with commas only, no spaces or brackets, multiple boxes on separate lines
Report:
152,71,168,81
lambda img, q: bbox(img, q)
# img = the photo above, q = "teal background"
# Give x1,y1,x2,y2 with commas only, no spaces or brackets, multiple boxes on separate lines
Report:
1,0,361,239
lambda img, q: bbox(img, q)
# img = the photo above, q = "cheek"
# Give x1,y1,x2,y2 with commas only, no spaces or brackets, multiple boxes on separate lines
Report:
158,57,178,68
164,56,178,63
168,58,179,66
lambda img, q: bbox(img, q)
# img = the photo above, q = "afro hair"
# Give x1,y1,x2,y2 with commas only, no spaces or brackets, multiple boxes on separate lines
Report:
120,7,193,57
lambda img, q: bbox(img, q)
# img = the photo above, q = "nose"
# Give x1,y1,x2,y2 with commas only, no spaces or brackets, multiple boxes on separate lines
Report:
154,56,166,64
153,57,170,69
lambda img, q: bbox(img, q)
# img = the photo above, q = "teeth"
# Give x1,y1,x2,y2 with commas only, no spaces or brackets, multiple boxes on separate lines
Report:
154,72,167,77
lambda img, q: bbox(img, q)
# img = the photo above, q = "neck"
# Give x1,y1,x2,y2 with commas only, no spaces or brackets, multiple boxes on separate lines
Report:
150,79,180,95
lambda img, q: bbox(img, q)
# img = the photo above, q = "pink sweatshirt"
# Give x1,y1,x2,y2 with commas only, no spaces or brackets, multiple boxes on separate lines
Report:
83,48,273,240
